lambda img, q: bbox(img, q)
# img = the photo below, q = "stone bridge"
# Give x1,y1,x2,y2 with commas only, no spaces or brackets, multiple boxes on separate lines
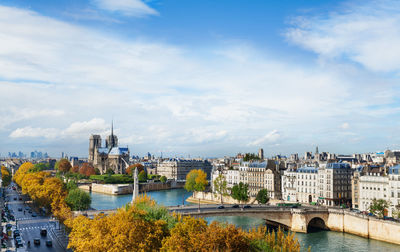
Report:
75,205,330,233
74,206,400,244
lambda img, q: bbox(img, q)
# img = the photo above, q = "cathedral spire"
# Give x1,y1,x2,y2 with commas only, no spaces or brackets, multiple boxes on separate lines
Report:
111,120,114,137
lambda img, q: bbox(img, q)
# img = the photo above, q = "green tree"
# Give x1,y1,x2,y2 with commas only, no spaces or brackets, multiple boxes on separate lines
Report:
231,182,249,206
184,169,208,192
160,176,167,183
369,198,390,218
1,166,11,187
213,174,228,205
106,168,115,175
256,189,269,204
66,180,78,192
29,163,49,172
65,188,92,211
55,159,72,173
94,168,101,175
243,153,260,162
138,170,148,182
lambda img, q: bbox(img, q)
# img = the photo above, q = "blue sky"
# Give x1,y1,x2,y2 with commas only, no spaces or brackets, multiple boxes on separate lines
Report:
1,0,400,158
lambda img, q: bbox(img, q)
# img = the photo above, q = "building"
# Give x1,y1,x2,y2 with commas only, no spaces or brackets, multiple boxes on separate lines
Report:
296,166,319,203
282,168,297,202
226,169,240,188
318,163,352,206
357,168,388,213
88,123,130,174
281,163,352,206
245,160,282,199
388,165,400,216
156,158,212,181
258,148,264,160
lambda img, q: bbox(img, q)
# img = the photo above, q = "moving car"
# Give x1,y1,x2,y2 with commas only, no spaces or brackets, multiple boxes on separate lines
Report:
232,204,240,208
217,205,225,209
33,238,40,245
17,208,22,212
40,228,47,236
243,205,251,209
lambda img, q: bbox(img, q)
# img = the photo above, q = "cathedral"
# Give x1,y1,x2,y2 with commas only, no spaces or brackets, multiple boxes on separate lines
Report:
88,123,130,174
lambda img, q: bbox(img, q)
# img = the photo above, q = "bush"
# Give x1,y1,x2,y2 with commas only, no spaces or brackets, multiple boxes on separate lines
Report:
89,174,134,184
65,189,91,211
160,176,167,183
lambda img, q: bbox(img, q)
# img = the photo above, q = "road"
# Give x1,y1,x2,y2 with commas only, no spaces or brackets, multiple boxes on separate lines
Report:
4,183,66,252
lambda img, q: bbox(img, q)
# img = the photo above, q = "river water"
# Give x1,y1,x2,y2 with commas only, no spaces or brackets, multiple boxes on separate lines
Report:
90,189,400,252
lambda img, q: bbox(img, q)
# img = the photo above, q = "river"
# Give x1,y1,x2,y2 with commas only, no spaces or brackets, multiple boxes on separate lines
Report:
90,189,400,252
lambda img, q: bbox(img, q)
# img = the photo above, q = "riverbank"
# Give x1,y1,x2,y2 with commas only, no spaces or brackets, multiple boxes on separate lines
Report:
79,181,185,195
189,192,400,245
186,191,281,205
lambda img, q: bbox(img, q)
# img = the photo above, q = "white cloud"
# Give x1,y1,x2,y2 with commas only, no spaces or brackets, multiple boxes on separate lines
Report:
93,0,158,17
10,127,59,139
340,122,350,129
248,130,280,146
285,0,400,73
63,118,109,138
0,4,399,156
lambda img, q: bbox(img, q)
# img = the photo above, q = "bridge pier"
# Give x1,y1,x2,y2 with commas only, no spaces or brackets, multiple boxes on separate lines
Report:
290,209,307,233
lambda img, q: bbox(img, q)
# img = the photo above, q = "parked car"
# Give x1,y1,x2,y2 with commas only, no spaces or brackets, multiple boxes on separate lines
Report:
217,205,225,209
17,208,22,212
40,228,47,236
45,240,52,247
243,205,251,209
232,204,240,208
33,238,40,245
15,239,23,248
28,210,32,214
13,230,20,237
32,213,37,217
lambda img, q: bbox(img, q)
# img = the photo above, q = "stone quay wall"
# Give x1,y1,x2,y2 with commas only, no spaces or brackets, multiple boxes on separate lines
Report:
327,209,400,245
79,181,185,195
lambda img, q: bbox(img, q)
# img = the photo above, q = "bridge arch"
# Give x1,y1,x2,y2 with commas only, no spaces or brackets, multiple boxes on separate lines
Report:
307,217,329,232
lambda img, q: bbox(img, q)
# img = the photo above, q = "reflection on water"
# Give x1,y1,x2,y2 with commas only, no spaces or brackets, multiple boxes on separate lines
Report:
90,188,193,210
90,189,400,252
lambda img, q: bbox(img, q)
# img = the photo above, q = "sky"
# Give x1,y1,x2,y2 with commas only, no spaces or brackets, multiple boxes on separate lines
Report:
1,0,400,158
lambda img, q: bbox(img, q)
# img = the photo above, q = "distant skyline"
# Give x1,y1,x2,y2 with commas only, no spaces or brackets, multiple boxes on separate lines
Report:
1,0,400,157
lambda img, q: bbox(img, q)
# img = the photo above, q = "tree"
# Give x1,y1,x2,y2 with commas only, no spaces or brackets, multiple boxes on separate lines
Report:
184,169,208,192
79,163,96,177
160,176,167,183
65,189,92,211
243,153,260,162
138,170,147,182
71,165,80,173
1,166,11,187
213,174,228,205
94,168,101,175
29,163,49,172
126,163,144,176
256,189,270,204
231,182,249,206
56,159,72,173
369,198,390,218
106,168,115,175
66,180,78,191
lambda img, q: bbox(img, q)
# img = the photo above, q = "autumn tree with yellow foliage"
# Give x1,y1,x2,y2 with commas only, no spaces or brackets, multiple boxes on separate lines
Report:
67,195,304,252
14,162,72,222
